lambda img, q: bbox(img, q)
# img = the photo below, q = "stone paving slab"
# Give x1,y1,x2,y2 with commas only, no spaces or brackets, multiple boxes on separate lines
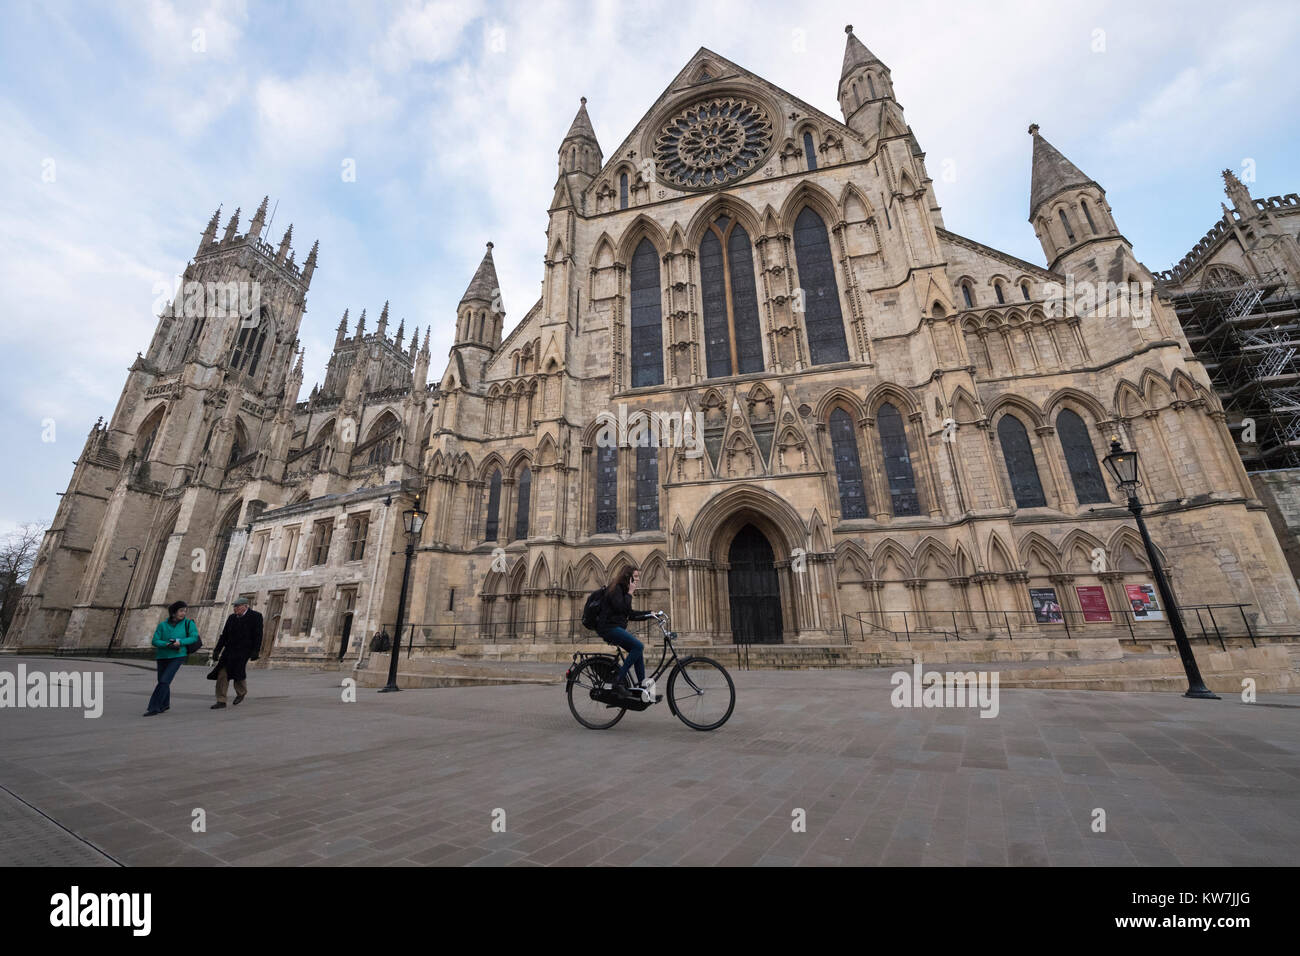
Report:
0,656,1297,866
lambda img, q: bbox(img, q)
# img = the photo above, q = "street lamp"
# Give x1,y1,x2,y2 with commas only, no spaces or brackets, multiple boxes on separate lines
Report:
1102,437,1219,699
379,497,427,693
107,547,141,657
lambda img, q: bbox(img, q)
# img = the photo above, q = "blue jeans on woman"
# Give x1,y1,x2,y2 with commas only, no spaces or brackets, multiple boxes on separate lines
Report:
601,627,645,686
146,658,184,714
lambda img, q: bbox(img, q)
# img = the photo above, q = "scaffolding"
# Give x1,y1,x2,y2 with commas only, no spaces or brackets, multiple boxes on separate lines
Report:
1168,270,1300,471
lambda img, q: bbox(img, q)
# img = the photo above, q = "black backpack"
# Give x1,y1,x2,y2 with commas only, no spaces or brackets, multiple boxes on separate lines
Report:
581,587,606,631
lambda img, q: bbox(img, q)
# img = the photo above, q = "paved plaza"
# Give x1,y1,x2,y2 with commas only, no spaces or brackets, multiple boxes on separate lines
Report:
1,655,1297,866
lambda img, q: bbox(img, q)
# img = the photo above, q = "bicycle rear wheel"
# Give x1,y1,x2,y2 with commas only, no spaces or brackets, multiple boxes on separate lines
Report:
566,657,627,730
667,656,735,730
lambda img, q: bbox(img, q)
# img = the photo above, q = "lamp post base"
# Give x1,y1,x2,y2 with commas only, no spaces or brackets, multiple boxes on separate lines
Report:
377,684,402,694
1184,686,1220,700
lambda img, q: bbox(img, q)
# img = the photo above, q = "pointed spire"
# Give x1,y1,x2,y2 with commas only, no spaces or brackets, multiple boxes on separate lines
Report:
276,223,293,262
563,97,598,143
356,308,366,336
395,316,405,344
460,242,501,306
1028,124,1100,220
222,207,241,242
338,308,349,332
422,326,431,353
377,300,390,336
841,24,883,78
248,195,269,239
1222,168,1256,216
294,348,305,374
408,327,418,354
302,238,319,284
199,205,221,253
558,97,602,176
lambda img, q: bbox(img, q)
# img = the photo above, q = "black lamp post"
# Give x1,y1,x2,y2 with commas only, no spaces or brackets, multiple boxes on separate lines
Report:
379,498,427,693
107,547,141,657
1102,437,1219,699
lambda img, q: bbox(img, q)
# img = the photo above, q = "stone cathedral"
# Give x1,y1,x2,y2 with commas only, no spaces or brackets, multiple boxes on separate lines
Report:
11,28,1300,660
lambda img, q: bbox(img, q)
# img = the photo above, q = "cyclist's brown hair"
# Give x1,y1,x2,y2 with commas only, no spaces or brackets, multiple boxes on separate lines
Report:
605,565,637,593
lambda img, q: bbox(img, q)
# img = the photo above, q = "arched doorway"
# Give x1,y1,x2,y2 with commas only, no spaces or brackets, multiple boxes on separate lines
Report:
338,613,353,661
728,524,782,644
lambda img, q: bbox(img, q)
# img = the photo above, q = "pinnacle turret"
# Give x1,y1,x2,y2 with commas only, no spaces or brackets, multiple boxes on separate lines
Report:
1028,124,1099,221
460,243,501,306
558,97,602,178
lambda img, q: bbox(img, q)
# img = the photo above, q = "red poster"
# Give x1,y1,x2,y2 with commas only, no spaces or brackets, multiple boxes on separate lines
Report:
1075,585,1112,622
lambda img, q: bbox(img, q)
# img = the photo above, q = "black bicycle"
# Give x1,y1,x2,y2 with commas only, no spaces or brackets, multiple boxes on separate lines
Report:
565,612,735,731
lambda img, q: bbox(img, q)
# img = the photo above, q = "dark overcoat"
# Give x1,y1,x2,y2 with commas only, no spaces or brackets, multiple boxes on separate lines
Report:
209,609,263,681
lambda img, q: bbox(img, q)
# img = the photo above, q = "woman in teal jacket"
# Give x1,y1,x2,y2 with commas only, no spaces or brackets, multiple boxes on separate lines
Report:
144,600,200,716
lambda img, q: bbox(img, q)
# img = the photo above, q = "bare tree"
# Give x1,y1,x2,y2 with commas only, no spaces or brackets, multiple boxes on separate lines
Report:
0,523,46,638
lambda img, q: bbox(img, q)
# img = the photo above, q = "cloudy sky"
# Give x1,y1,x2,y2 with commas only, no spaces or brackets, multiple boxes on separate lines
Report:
2,0,1298,533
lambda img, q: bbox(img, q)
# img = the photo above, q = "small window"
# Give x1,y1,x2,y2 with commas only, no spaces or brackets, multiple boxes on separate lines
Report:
803,131,817,170
994,282,1005,305
619,173,629,210
867,74,877,98
962,284,974,309
310,519,333,566
1020,281,1031,302
299,590,319,635
1058,209,1076,243
347,514,368,561
447,588,455,612
280,527,300,571
1081,200,1097,234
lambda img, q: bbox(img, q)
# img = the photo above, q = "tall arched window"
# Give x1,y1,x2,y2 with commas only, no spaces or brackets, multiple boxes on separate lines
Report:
1020,281,1031,301
230,315,269,377
961,283,974,309
619,173,629,210
1057,409,1108,504
1080,200,1098,234
484,469,502,541
867,74,877,98
1058,208,1076,243
204,503,241,602
877,403,920,516
997,415,1047,508
700,215,763,378
594,445,618,533
803,132,817,170
829,408,867,518
994,281,1006,305
793,207,850,366
629,238,664,387
514,467,531,540
136,405,165,460
636,444,659,531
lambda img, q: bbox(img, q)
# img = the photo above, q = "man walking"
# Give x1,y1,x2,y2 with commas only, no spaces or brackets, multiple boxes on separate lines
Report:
210,596,263,709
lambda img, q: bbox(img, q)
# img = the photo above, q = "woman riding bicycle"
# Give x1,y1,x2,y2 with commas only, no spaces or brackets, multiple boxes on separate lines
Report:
596,566,659,698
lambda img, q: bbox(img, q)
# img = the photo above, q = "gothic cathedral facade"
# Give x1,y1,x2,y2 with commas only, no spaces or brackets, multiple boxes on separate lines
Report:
10,29,1300,657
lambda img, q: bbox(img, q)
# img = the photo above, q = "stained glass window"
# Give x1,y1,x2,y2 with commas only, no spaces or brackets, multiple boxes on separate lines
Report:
793,207,850,365
700,215,763,378
1057,410,1108,504
514,467,531,539
484,469,501,541
997,416,1047,508
878,403,920,516
629,238,663,387
829,408,867,518
803,132,817,170
636,445,659,531
595,445,618,533
619,173,628,210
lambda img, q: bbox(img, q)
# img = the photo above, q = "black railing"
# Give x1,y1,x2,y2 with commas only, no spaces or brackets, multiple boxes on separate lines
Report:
840,604,1257,649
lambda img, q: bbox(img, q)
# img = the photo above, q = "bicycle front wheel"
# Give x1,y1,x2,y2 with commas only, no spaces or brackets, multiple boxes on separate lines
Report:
667,656,735,731
567,657,627,730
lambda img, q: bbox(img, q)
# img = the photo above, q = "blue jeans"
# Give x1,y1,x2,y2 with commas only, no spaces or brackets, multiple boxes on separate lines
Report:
147,657,184,713
602,627,645,685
